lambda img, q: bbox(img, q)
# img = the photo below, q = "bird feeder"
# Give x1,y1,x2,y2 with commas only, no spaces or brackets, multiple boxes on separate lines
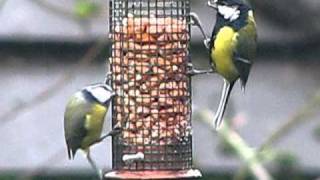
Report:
105,0,201,179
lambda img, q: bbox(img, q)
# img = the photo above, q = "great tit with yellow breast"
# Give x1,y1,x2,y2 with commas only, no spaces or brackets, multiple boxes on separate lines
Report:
191,0,257,129
64,83,118,179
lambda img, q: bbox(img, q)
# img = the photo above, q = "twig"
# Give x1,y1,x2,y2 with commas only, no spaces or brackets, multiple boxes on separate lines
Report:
30,0,95,34
195,109,273,180
0,40,107,126
234,90,320,180
259,90,320,151
0,0,7,11
31,0,76,20
233,165,249,180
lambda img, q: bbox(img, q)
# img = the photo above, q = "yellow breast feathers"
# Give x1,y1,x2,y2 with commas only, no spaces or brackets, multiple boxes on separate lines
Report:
211,27,239,81
82,103,107,148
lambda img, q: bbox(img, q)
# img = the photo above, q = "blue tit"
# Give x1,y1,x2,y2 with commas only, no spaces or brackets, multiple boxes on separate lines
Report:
191,0,257,129
64,83,117,179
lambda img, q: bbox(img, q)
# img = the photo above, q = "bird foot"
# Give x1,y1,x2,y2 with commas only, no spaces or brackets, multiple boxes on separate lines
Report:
190,12,201,27
207,0,218,9
204,38,211,49
188,69,214,76
187,68,214,76
94,127,122,144
105,72,112,84
187,63,214,76
97,170,103,180
86,151,103,180
190,12,209,42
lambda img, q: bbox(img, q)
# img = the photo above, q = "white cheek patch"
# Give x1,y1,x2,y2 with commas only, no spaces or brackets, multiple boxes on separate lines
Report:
218,5,240,22
89,87,111,104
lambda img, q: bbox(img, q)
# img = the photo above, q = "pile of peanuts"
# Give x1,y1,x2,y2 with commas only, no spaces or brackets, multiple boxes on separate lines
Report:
111,14,191,146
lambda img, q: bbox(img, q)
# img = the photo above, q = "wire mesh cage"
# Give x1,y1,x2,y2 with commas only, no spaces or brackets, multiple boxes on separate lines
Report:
106,0,201,179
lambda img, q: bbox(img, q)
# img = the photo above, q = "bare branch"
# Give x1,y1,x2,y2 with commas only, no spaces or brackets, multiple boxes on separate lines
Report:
0,40,107,126
259,90,320,152
195,110,273,180
0,0,7,10
31,0,76,20
234,89,320,180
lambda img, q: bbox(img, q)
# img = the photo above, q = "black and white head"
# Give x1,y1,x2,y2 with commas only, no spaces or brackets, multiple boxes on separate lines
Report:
85,84,116,105
209,0,251,22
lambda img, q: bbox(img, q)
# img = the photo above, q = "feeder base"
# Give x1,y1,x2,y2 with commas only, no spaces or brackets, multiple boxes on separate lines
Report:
104,169,202,180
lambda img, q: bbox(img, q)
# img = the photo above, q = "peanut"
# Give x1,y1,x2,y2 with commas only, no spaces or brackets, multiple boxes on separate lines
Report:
112,16,191,146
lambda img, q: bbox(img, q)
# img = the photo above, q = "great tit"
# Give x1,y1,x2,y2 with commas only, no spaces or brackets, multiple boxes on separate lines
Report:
64,83,117,179
191,0,257,129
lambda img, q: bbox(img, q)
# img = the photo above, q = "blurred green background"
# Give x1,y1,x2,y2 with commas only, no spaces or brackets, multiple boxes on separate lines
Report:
1,0,320,179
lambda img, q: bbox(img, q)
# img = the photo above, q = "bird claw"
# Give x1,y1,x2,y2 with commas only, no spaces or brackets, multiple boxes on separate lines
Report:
86,151,103,180
97,126,122,143
190,12,209,42
105,72,112,84
207,0,218,9
190,12,201,27
187,63,214,76
204,38,211,49
98,170,103,180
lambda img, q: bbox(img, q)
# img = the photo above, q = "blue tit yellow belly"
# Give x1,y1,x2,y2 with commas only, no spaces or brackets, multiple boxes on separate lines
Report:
211,27,239,82
81,103,107,150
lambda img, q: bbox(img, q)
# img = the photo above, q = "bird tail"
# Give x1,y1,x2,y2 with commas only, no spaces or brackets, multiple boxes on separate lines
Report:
67,148,72,160
214,80,234,129
66,140,77,160
67,146,77,160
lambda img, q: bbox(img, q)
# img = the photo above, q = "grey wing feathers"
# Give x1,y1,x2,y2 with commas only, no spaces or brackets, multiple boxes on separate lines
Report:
64,93,91,159
233,25,257,87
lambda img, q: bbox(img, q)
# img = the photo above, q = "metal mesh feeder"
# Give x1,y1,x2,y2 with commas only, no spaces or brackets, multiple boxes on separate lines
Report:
105,0,201,179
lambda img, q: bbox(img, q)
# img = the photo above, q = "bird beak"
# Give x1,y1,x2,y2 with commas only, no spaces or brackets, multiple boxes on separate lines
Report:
207,0,218,9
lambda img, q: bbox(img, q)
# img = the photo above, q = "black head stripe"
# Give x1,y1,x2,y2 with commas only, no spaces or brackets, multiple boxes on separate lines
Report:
219,0,246,5
82,90,96,103
218,0,252,9
215,1,250,31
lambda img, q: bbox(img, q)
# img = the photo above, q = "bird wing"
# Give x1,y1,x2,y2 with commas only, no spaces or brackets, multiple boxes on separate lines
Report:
232,16,257,87
64,93,91,159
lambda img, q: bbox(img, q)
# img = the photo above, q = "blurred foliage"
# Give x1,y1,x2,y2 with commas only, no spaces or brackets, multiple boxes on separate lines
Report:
0,173,96,180
217,137,238,157
0,0,6,8
273,152,300,180
74,0,99,19
274,151,298,170
313,126,320,141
